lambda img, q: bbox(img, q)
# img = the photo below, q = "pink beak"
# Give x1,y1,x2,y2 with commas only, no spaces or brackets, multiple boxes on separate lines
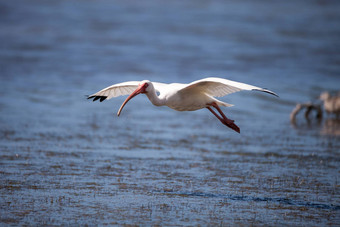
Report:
117,83,148,116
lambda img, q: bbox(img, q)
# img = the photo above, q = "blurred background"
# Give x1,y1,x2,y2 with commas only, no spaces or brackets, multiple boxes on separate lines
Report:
0,0,339,225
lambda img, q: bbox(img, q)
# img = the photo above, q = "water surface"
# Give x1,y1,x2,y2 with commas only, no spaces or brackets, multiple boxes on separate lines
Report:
0,0,339,225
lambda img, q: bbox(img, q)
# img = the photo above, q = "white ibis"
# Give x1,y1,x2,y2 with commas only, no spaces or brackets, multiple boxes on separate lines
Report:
88,77,278,133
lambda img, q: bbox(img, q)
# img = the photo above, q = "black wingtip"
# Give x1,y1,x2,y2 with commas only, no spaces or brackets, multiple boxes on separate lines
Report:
87,95,108,102
253,89,279,98
100,96,107,102
93,96,101,101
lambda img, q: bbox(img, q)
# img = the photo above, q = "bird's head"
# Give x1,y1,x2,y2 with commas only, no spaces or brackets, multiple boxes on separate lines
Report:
139,80,151,93
117,80,151,116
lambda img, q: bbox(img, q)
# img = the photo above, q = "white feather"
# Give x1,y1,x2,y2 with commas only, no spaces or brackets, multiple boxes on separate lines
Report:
88,81,140,100
178,77,277,97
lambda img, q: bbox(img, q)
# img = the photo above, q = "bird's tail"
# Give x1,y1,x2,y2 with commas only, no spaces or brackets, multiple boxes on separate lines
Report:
217,100,233,107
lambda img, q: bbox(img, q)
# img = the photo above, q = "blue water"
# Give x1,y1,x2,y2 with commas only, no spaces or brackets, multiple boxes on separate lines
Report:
0,0,339,225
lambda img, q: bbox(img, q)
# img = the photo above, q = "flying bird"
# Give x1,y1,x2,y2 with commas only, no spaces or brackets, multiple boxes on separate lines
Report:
88,77,278,133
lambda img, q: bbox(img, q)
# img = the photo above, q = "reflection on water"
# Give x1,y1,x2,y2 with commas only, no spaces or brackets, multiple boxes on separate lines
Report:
321,119,340,136
291,116,340,136
0,0,340,225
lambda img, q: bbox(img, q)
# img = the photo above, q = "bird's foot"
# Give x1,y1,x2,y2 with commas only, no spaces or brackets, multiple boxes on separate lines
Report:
222,118,240,133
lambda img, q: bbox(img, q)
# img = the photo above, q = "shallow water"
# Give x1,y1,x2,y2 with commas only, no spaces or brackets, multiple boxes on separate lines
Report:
0,0,340,225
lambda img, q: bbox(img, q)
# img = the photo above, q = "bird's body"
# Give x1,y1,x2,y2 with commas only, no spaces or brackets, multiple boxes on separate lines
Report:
88,77,278,133
152,83,225,111
320,91,340,117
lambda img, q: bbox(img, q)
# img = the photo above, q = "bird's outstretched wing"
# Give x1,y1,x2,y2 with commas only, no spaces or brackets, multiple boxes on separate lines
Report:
178,77,278,97
87,81,140,102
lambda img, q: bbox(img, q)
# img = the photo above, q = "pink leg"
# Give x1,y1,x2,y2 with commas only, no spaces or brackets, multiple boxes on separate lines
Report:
207,103,240,133
207,107,223,121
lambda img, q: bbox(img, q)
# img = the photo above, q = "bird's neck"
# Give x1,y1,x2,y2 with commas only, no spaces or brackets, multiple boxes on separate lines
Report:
146,88,165,107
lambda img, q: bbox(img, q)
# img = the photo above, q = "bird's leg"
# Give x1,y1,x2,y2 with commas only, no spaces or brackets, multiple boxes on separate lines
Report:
207,107,223,121
207,103,240,133
211,103,234,123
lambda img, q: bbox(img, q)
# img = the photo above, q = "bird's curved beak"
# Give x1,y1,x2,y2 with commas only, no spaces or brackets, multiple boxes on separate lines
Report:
117,83,148,116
